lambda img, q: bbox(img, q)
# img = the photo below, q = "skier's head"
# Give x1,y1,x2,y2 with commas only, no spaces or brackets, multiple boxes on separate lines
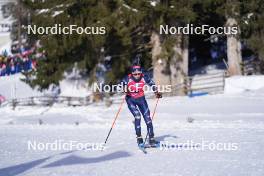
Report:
131,54,142,73
131,65,142,80
131,65,142,73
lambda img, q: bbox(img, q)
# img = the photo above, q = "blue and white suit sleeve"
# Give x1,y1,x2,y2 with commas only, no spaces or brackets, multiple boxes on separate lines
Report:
118,76,129,92
143,74,158,92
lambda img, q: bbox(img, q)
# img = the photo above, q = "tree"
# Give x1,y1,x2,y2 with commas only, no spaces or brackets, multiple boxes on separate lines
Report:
212,0,264,74
241,0,264,72
20,0,140,89
224,0,243,75
149,0,197,95
16,0,264,92
209,0,245,75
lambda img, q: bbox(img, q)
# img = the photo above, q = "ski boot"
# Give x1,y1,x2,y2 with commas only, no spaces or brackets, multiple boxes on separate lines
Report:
137,136,147,153
137,136,144,148
148,137,160,148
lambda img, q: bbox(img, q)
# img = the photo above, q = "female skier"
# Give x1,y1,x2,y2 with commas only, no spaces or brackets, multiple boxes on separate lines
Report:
122,65,162,147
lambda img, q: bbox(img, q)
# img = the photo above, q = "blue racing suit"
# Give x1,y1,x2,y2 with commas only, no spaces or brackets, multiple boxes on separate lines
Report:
122,73,157,138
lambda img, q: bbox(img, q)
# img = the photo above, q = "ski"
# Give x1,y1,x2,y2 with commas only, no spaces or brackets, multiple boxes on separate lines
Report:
144,142,160,149
138,144,147,154
137,141,160,154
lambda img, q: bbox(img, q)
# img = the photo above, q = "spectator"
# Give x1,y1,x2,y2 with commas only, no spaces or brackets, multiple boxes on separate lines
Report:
10,59,16,75
0,94,6,105
0,62,7,76
0,43,43,77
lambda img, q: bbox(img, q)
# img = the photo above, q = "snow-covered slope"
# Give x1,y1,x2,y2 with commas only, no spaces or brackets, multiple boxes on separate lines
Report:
0,74,42,99
0,73,91,100
225,75,264,94
59,79,91,97
0,75,264,176
0,32,12,55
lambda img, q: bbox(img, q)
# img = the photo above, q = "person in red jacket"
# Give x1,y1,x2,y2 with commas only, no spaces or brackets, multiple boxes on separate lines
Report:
122,65,162,147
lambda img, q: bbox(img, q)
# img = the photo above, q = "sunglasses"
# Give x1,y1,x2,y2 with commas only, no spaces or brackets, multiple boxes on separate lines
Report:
132,73,141,76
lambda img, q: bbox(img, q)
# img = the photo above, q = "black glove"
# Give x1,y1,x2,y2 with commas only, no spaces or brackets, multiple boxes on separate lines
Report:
155,92,162,98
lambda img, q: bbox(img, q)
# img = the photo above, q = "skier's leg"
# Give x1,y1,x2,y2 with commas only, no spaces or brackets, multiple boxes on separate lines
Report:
137,97,154,138
126,96,142,137
137,98,159,147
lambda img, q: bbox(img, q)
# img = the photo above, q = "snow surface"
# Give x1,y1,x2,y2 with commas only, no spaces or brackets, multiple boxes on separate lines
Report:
0,74,42,100
0,32,12,55
59,79,90,97
150,1,157,7
0,74,91,100
122,4,138,13
225,75,264,94
52,11,64,17
0,75,264,175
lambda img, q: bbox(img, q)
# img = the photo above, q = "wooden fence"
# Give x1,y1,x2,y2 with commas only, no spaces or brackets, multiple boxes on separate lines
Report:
1,71,227,108
7,96,91,108
188,71,226,96
166,71,226,97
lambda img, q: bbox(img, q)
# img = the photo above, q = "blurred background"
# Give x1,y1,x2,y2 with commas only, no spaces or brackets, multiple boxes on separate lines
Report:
0,0,264,104
1,2,264,176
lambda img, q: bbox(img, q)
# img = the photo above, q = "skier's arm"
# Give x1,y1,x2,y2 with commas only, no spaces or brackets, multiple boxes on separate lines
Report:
143,74,162,98
143,74,157,91
118,76,129,93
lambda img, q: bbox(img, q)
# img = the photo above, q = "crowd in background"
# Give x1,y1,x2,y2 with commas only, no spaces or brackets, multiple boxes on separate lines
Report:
0,42,44,76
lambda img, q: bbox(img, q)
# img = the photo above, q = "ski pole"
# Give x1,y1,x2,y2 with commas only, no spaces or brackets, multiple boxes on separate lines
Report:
143,97,160,145
104,96,126,145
